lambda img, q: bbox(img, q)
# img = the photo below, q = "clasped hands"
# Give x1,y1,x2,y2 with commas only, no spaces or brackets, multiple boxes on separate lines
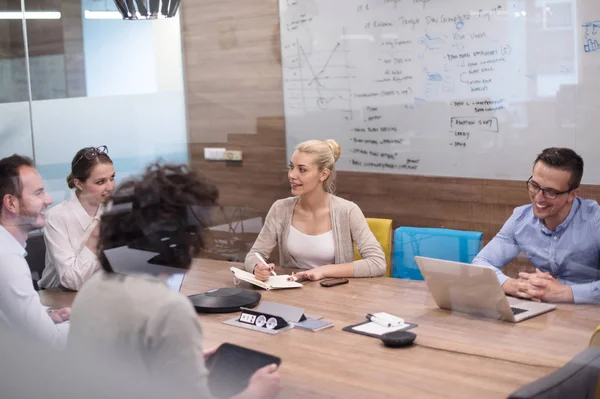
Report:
508,268,573,303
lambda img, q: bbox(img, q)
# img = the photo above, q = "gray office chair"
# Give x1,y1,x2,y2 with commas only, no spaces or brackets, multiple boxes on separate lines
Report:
508,348,600,399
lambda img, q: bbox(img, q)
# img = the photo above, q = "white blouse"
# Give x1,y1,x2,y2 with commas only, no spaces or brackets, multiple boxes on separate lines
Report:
286,225,335,269
39,194,103,290
0,226,68,347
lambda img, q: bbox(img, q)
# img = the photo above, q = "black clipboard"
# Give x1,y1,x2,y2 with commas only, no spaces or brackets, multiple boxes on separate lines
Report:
342,320,418,339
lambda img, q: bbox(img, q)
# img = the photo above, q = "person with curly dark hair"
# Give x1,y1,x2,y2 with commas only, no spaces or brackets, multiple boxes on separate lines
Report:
67,163,281,399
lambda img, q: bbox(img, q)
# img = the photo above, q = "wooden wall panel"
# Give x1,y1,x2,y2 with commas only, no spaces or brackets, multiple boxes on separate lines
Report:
181,0,600,275
182,0,282,143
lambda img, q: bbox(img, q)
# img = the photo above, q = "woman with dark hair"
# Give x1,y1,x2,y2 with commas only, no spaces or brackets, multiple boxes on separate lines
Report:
39,146,116,290
67,163,281,399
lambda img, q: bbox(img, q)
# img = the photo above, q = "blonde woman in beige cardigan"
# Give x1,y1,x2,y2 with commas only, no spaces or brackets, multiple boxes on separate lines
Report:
245,139,386,282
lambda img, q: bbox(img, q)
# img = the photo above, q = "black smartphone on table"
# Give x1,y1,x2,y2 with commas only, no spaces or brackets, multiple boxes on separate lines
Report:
320,278,349,287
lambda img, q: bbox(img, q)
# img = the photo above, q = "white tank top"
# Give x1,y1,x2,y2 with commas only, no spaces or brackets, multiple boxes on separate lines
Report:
287,225,335,269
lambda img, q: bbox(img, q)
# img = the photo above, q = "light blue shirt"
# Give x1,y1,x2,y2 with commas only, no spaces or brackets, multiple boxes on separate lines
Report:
472,198,600,304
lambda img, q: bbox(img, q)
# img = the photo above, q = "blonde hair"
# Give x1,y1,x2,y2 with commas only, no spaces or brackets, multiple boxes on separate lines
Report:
295,139,341,193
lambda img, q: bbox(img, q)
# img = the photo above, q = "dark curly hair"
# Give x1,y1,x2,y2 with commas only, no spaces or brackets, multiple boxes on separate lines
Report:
98,163,219,272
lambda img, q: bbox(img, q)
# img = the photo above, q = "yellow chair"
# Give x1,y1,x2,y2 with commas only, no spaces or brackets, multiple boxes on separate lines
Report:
590,325,600,348
354,218,393,277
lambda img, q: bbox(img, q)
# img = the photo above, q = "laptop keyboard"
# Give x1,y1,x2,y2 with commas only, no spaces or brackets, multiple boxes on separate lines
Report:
510,307,528,315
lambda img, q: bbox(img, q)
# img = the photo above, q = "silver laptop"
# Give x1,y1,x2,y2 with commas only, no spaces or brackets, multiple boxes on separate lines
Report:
414,256,556,322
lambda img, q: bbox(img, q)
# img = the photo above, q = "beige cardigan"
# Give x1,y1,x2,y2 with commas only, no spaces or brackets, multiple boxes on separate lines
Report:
245,195,386,277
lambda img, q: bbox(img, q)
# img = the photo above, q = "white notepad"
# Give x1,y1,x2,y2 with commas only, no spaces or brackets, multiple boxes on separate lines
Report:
352,322,410,336
230,267,303,290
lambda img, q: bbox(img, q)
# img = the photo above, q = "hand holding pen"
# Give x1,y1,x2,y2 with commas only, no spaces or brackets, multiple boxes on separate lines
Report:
253,253,277,282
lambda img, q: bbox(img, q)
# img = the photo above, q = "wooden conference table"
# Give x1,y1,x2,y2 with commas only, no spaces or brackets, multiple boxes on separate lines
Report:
40,259,600,398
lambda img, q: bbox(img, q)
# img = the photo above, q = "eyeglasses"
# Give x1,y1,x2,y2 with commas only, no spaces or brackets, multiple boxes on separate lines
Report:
73,145,108,167
526,177,573,200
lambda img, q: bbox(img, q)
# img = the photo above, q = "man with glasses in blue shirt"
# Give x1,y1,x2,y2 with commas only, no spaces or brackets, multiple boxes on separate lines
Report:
473,148,600,304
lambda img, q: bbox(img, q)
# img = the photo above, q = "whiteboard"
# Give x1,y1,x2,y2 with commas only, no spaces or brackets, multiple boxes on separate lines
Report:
280,0,600,183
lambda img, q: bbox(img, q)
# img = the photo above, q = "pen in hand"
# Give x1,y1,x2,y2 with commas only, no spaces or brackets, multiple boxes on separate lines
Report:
254,253,277,276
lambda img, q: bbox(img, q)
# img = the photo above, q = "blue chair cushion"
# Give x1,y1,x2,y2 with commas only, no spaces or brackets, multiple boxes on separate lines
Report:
391,227,483,280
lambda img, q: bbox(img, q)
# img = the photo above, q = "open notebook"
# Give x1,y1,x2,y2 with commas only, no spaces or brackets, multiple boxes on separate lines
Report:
230,267,303,290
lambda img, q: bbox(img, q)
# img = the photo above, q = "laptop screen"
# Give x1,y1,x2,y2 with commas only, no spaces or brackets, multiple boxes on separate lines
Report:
166,273,185,292
103,245,186,292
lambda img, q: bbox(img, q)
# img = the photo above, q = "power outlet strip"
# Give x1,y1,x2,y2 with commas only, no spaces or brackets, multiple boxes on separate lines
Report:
204,148,242,162
223,150,243,161
204,148,226,161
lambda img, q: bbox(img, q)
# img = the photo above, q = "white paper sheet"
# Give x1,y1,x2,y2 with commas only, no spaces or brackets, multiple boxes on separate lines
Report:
352,322,410,336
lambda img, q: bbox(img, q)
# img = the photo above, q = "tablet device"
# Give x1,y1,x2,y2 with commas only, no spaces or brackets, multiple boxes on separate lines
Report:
205,343,281,398
294,319,334,331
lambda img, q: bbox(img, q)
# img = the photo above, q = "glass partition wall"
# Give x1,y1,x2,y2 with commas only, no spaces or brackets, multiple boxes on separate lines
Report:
0,0,188,203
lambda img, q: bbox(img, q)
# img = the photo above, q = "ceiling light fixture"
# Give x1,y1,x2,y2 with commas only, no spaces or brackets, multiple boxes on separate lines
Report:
113,0,181,20
84,10,123,19
0,11,61,19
